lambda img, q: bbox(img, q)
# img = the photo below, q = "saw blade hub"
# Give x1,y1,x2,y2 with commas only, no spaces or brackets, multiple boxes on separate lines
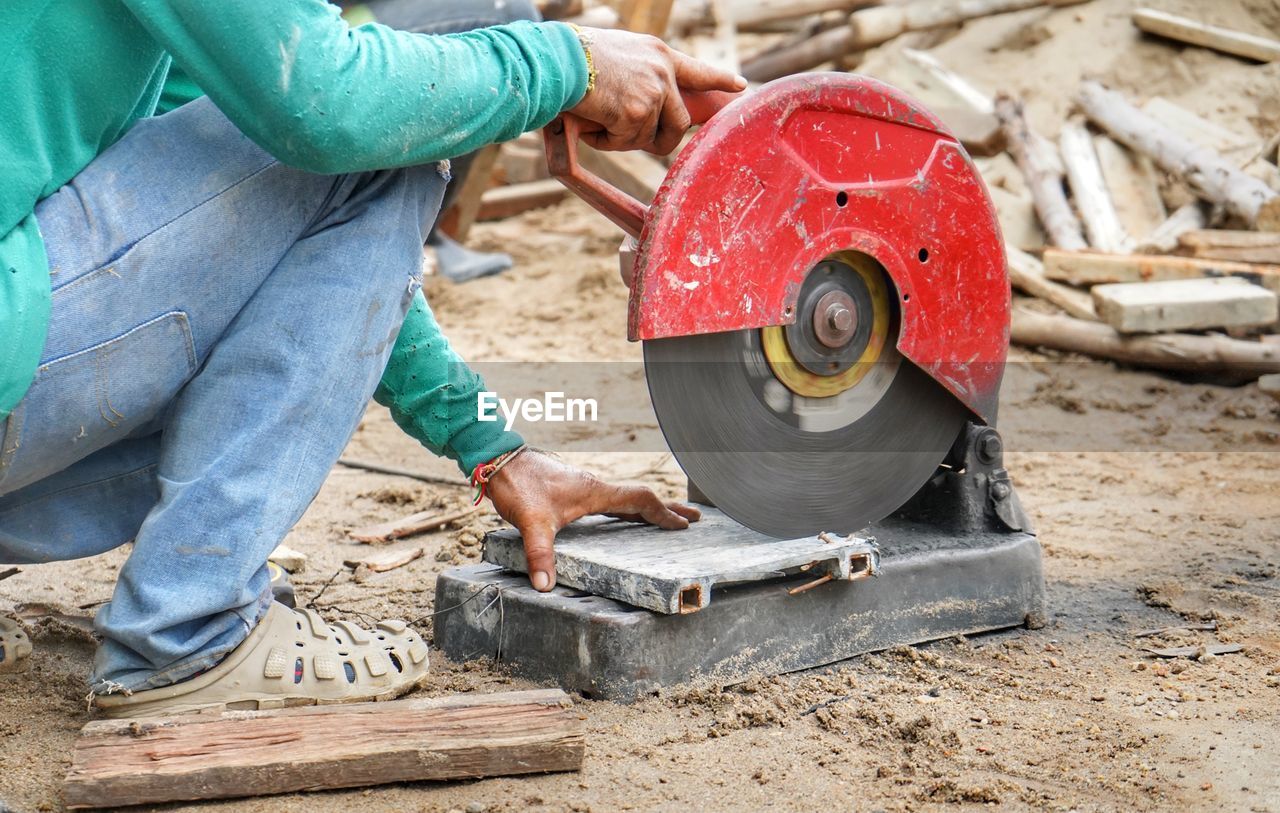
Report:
815,291,857,349
761,252,893,399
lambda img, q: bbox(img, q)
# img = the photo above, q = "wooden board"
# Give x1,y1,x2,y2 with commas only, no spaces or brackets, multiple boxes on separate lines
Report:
63,690,583,809
1059,118,1131,253
1042,248,1280,294
1006,244,1096,320
483,514,878,614
477,179,570,222
1092,134,1166,242
1132,8,1280,63
1178,230,1280,265
1091,277,1278,334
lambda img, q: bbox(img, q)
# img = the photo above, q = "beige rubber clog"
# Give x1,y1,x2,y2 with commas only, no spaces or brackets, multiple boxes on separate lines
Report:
0,616,31,674
93,602,429,718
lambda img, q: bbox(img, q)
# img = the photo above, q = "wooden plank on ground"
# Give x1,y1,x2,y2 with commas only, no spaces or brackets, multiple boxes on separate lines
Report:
63,690,583,809
1093,134,1165,242
1006,244,1097,320
1178,230,1280,265
439,143,502,242
1132,8,1280,63
349,505,480,544
1091,277,1278,334
477,179,570,221
1042,247,1280,294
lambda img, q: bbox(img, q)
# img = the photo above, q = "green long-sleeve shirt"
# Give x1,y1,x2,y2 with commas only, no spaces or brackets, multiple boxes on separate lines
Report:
1,1,589,472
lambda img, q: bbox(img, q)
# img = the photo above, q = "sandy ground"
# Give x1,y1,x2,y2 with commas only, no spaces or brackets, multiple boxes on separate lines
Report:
3,0,1280,810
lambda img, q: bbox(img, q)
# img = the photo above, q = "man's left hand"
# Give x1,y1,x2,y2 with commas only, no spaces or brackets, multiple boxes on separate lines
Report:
485,449,701,591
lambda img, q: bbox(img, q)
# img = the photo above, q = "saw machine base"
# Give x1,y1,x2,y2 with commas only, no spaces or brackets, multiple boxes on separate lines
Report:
434,427,1046,701
435,522,1042,702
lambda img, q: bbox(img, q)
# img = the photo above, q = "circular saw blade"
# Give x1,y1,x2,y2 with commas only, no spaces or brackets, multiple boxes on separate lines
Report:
643,329,969,538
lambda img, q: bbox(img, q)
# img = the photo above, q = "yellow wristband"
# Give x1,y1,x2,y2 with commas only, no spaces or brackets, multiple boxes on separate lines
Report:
567,23,597,95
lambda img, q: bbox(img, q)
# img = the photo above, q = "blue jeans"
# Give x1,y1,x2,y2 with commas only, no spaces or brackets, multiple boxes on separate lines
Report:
0,97,448,693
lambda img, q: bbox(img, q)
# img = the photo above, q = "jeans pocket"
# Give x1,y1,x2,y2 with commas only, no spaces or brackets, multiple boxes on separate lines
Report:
0,311,196,494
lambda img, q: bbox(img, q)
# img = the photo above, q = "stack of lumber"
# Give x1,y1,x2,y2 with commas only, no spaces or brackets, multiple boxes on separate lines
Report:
982,9,1280,388
481,1,1280,388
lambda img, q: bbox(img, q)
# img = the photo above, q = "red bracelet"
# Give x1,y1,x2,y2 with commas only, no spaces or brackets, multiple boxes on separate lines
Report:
470,445,528,505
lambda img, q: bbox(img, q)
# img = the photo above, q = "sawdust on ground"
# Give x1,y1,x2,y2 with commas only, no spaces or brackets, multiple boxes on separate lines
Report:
3,0,1280,810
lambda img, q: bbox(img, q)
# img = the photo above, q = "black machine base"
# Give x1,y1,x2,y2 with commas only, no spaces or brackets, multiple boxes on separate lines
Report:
433,424,1045,701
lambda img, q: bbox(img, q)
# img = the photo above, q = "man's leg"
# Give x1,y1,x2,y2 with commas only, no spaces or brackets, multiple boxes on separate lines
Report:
359,0,541,282
0,97,446,693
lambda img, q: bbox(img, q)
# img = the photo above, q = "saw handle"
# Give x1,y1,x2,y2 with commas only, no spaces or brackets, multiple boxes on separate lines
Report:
544,89,742,239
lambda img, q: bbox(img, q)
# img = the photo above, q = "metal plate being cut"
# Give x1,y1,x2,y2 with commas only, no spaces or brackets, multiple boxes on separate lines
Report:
481,514,879,614
643,330,969,538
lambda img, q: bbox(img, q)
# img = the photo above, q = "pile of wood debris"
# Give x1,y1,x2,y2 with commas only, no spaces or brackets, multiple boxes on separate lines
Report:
462,0,1280,400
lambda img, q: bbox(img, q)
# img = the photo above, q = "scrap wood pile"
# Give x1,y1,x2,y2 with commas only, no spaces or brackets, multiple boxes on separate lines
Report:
465,0,1280,400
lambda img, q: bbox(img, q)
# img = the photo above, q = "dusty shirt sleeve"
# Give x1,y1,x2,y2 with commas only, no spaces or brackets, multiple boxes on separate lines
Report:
121,0,589,172
374,291,524,475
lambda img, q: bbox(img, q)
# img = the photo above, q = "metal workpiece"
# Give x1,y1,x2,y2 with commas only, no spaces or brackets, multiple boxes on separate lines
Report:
481,512,880,614
436,511,1045,702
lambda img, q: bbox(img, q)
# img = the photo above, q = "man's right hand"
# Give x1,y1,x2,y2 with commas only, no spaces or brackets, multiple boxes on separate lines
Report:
566,27,747,156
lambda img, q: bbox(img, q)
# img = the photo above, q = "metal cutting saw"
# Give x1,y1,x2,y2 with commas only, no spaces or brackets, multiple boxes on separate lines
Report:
546,73,1012,538
436,79,1040,697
